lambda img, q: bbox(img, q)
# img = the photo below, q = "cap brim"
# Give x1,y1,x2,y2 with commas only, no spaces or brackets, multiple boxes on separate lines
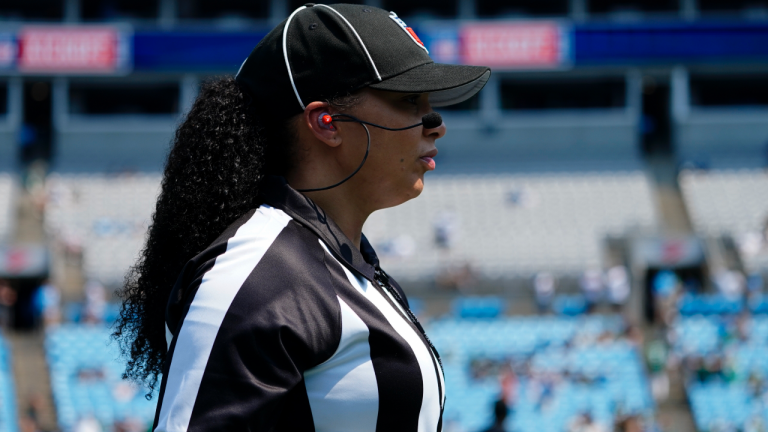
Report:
368,63,491,107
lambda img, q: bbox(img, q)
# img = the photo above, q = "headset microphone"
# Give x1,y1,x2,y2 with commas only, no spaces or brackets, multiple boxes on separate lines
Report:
296,112,443,193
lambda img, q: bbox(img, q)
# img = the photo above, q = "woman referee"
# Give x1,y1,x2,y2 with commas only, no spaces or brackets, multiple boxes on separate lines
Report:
114,4,490,431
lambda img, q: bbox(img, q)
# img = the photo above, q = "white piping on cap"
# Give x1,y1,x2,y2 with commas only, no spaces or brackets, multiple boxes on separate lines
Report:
283,5,308,110
234,58,247,78
316,4,382,82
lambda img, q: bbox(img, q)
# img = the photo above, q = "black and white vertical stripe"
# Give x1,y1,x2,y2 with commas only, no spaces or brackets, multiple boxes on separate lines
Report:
153,177,445,432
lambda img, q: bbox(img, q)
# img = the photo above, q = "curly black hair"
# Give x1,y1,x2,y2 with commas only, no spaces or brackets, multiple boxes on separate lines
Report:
112,76,293,396
113,76,360,397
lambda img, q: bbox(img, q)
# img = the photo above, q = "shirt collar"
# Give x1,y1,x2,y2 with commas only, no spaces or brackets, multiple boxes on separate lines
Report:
259,175,378,280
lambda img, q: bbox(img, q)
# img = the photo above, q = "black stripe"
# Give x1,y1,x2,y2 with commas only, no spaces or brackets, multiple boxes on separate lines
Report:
322,250,423,432
186,221,340,431
153,209,257,430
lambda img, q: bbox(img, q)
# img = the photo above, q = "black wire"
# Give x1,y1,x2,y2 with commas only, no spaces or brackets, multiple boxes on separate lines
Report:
330,113,425,131
294,114,424,193
295,122,371,193
373,267,445,376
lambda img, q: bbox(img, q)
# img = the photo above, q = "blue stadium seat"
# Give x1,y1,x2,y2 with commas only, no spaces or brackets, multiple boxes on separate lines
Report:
45,324,157,431
427,315,653,432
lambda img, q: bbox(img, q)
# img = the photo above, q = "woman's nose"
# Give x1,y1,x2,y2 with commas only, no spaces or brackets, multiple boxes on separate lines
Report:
423,118,446,139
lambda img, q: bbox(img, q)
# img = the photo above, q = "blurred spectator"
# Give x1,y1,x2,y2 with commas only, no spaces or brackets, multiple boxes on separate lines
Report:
533,272,556,314
434,210,459,251
646,338,669,402
606,265,630,311
747,370,767,400
83,280,107,324
624,324,644,348
567,412,607,432
738,231,765,258
481,399,509,432
436,261,476,292
652,270,680,324
19,416,41,432
0,279,17,329
36,280,61,327
77,366,105,383
500,365,518,409
745,415,767,432
506,187,538,208
713,269,746,301
615,415,644,432
531,372,559,411
377,235,416,259
580,268,604,312
112,381,139,402
652,271,678,299
74,415,103,432
747,273,764,299
113,417,145,432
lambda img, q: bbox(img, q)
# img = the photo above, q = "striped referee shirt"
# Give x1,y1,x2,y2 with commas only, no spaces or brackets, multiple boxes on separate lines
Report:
153,175,445,432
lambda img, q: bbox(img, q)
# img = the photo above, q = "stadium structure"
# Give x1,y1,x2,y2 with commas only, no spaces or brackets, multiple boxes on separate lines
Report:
1,0,768,431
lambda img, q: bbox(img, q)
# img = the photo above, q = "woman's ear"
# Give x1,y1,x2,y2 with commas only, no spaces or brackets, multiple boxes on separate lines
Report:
304,101,342,148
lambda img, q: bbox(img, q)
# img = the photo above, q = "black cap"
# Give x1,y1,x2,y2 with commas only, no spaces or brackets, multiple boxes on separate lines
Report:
236,3,491,120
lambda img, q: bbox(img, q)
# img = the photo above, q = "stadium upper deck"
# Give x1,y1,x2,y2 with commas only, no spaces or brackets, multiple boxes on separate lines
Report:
0,0,768,172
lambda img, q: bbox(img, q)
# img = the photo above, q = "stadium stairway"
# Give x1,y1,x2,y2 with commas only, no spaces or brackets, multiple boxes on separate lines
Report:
10,184,58,430
647,154,693,234
7,331,57,431
651,328,698,432
644,155,698,431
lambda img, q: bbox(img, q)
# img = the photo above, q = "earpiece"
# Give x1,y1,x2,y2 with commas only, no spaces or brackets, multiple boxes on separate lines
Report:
318,113,336,130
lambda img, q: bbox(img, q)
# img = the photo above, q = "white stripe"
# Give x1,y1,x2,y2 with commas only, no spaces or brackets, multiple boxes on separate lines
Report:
379,287,445,407
283,6,308,110
318,240,441,432
165,323,173,351
155,206,292,432
304,296,378,432
316,5,382,81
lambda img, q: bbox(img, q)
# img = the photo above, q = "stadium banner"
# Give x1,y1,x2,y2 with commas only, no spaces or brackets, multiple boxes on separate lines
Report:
419,21,572,70
0,25,132,75
0,33,15,71
0,244,49,278
631,236,704,267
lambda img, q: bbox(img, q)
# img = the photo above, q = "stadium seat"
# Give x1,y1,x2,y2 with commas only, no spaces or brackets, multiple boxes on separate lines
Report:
44,174,161,287
427,315,653,432
45,324,157,431
364,172,659,280
679,169,768,273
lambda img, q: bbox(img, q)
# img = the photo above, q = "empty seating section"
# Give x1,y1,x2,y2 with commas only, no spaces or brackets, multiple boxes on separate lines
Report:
44,174,161,286
45,325,156,430
364,172,658,280
679,169,768,272
672,315,768,430
427,316,653,432
0,174,16,243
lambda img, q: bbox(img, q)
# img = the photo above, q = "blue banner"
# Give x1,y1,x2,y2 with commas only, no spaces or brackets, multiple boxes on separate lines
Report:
133,30,269,72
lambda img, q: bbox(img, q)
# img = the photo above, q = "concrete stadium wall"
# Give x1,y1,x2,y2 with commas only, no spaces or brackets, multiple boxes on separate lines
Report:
438,110,640,170
53,119,175,173
0,79,21,173
0,131,15,172
675,110,768,168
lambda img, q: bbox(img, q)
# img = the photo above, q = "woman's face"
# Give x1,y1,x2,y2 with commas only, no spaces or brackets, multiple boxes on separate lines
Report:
338,88,446,211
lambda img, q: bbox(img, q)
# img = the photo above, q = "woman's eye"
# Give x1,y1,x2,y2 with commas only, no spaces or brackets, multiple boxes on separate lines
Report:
406,95,419,105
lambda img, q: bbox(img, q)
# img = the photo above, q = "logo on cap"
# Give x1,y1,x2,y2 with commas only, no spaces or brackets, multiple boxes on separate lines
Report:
389,12,429,54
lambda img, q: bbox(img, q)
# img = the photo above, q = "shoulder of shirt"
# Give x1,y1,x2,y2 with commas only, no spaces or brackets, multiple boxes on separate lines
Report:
179,205,338,302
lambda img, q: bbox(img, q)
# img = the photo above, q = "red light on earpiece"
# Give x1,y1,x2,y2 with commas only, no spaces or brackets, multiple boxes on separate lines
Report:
321,114,333,125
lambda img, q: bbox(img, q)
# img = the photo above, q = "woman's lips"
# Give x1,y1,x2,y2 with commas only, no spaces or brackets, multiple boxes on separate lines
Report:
420,156,436,170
